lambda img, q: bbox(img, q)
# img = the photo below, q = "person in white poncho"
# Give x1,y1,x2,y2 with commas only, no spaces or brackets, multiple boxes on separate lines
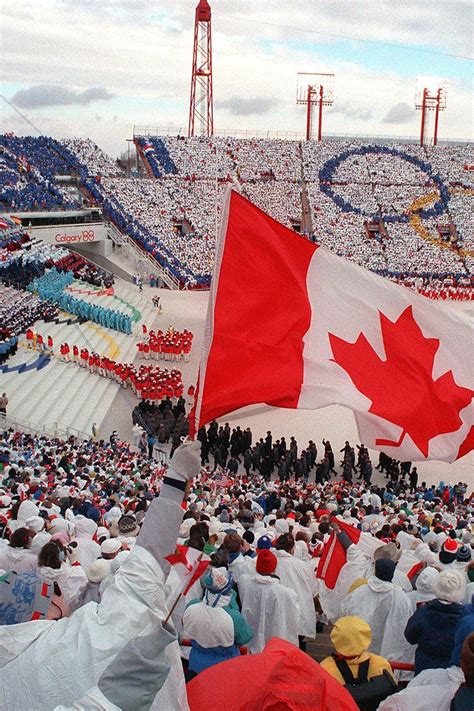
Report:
0,441,202,711
342,558,413,663
238,547,300,653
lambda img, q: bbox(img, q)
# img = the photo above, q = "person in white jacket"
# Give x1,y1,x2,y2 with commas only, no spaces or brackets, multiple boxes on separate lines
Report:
406,566,440,611
239,548,300,653
37,541,88,610
342,558,413,664
0,527,38,573
274,533,316,647
0,441,201,711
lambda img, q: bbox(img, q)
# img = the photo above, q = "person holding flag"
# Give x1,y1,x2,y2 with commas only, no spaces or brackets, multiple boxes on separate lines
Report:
0,441,203,711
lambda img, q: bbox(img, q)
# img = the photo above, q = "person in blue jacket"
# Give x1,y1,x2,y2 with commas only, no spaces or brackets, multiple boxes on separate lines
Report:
183,566,253,677
405,568,468,675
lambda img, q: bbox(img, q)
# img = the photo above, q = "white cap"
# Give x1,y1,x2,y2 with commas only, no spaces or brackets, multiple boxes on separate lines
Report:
433,569,466,604
96,526,110,541
86,559,111,583
101,539,122,555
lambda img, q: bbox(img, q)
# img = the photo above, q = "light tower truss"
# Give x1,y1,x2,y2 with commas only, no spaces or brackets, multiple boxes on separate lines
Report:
297,72,335,142
188,0,214,138
415,79,448,147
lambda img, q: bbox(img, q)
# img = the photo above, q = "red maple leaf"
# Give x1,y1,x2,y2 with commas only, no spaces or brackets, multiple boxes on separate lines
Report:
329,306,473,457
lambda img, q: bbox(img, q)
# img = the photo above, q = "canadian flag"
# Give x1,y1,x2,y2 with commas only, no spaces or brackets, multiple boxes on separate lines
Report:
165,545,210,595
316,519,361,589
190,189,473,463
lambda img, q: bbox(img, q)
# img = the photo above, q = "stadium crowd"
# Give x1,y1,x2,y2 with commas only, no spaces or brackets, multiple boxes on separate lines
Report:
0,426,472,709
0,283,58,335
1,133,472,296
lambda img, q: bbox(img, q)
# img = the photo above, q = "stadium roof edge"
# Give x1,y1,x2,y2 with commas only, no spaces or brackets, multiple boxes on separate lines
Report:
132,126,473,146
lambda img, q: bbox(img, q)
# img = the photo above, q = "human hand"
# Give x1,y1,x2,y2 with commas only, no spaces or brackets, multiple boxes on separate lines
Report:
168,440,201,483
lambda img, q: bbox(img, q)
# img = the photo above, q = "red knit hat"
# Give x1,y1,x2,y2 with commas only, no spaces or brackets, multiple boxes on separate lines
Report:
442,538,458,554
256,549,277,575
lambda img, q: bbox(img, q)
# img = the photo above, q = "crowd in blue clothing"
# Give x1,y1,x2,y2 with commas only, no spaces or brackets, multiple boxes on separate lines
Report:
0,135,85,211
0,334,18,365
28,268,132,334
135,137,177,178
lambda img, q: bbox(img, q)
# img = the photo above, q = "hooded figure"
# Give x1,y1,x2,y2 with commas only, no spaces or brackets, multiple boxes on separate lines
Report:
321,615,394,685
0,441,201,711
274,535,317,639
72,515,101,568
378,625,473,711
406,566,440,610
342,559,413,663
182,567,253,675
404,568,468,675
238,549,301,653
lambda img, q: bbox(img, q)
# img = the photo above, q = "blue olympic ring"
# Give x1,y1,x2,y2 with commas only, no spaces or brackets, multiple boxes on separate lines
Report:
318,145,450,223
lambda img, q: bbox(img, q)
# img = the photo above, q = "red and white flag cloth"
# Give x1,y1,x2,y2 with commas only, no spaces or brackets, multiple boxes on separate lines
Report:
165,545,210,595
190,189,473,462
316,519,361,589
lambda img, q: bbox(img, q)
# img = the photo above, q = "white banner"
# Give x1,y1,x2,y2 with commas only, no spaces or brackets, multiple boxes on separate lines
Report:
29,223,107,244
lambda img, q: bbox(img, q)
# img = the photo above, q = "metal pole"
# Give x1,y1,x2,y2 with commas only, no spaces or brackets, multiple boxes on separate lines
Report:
420,88,427,147
433,89,441,146
306,85,312,141
318,85,324,142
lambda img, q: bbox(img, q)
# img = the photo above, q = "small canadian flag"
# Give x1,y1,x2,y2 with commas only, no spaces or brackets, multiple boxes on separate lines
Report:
165,544,210,595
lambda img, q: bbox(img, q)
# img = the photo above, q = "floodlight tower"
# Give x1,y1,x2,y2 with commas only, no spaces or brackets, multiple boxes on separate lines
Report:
297,73,334,141
415,79,448,147
188,0,214,138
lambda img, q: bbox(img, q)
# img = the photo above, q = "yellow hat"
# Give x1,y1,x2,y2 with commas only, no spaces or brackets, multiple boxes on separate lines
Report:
330,616,371,656
347,577,367,595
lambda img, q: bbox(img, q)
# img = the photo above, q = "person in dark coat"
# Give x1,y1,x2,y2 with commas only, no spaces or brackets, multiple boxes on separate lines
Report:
405,569,468,675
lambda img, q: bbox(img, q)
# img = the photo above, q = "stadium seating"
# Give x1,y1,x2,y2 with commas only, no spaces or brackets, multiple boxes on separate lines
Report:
1,133,472,295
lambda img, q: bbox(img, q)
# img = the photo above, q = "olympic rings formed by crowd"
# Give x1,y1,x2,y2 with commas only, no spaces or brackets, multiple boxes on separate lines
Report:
319,145,451,223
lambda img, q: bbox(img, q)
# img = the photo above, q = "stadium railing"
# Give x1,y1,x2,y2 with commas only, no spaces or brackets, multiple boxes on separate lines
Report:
0,413,90,442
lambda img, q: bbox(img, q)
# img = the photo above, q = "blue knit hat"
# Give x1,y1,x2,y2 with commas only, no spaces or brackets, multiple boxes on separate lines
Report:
375,558,396,582
256,535,272,550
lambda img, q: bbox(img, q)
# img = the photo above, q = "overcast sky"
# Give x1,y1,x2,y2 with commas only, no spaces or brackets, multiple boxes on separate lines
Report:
1,0,473,156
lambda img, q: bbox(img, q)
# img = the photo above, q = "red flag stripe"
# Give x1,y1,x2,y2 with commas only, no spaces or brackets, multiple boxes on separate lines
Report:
193,188,317,432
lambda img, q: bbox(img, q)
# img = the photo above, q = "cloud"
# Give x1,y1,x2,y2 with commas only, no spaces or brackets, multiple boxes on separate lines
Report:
328,103,373,121
215,96,281,116
12,85,115,109
383,102,413,124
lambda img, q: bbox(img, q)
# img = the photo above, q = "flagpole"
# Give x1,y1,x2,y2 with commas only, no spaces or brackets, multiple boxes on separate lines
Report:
163,552,205,626
215,146,219,241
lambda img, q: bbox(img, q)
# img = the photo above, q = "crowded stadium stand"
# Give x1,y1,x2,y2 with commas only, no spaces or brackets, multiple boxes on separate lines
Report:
1,133,473,295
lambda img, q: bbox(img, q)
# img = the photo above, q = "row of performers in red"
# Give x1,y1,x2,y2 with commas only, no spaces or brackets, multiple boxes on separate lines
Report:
417,286,473,301
57,343,184,400
137,327,193,361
